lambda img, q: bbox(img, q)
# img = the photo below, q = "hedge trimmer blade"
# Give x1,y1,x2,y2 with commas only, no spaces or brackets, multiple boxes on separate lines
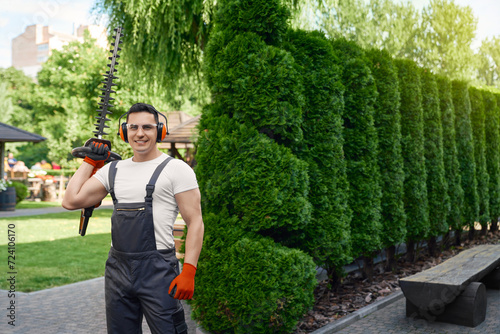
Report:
72,27,124,237
93,27,123,139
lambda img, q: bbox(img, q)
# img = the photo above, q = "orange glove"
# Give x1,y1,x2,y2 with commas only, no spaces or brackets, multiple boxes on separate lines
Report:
168,263,197,300
83,141,110,168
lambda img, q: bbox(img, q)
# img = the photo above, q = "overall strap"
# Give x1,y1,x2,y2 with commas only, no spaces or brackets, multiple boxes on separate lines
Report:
108,161,119,204
145,156,173,204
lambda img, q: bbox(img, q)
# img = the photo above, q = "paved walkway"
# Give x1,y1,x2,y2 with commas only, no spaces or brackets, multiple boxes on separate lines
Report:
0,277,198,334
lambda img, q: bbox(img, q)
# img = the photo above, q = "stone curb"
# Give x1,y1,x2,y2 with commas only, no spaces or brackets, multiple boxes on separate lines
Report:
309,290,404,334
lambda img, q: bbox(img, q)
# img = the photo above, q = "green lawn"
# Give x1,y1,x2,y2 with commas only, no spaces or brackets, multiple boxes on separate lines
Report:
16,201,63,209
0,209,113,292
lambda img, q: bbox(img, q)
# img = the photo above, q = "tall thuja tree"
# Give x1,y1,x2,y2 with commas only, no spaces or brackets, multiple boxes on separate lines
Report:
283,30,352,286
420,69,449,256
192,0,317,332
331,38,382,280
395,59,429,262
436,76,464,246
452,80,478,240
469,86,490,237
365,48,406,272
483,90,500,233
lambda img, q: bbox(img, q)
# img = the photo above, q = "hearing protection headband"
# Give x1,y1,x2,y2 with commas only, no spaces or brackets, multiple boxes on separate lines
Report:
117,106,169,143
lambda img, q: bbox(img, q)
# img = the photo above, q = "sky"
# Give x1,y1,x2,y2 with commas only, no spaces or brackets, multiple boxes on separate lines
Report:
0,0,499,69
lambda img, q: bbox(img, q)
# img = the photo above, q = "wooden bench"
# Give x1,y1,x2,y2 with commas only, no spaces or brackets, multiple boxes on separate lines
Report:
399,244,500,327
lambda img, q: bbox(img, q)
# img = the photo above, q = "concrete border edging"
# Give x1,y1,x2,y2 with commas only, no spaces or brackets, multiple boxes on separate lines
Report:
309,290,404,334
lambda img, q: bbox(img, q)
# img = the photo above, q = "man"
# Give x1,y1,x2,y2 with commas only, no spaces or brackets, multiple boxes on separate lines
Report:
62,103,204,334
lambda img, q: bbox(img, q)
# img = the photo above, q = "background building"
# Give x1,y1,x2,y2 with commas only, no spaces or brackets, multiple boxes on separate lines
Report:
12,24,107,78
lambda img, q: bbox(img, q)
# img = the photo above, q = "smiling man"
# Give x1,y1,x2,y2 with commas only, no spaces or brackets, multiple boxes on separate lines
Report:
62,103,204,334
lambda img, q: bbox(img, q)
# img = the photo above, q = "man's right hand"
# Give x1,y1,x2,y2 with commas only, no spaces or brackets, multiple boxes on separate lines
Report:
83,140,110,169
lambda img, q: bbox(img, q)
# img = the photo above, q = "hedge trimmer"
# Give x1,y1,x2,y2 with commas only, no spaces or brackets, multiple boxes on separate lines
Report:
71,27,124,236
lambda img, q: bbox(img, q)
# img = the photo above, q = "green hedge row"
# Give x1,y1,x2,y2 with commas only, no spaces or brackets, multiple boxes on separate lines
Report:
192,0,500,332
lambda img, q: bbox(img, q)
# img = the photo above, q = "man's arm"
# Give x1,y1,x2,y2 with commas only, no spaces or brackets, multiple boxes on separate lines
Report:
175,188,204,267
62,162,108,210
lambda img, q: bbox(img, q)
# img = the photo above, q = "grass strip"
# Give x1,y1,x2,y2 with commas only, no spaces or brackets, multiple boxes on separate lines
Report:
0,209,113,244
0,233,111,292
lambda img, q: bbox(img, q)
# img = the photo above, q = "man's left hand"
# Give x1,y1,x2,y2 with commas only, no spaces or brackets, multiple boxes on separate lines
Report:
169,263,197,300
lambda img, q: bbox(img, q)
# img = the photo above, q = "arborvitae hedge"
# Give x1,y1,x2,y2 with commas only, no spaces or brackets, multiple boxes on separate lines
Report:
283,30,352,280
365,49,406,252
395,59,429,245
193,0,317,332
331,38,382,270
452,80,479,229
469,86,490,231
483,90,500,231
420,69,449,238
436,76,464,234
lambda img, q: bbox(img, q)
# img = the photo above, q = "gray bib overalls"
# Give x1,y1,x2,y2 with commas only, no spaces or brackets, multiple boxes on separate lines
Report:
104,157,187,334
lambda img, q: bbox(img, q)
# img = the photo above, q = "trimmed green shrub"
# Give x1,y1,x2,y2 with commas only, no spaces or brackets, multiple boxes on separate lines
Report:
282,29,352,282
192,0,317,332
452,80,478,229
196,113,311,237
485,91,500,232
469,86,490,232
365,49,406,256
204,31,304,146
11,181,28,204
420,69,449,241
395,59,429,249
436,75,464,237
331,38,382,275
192,214,317,334
212,0,290,46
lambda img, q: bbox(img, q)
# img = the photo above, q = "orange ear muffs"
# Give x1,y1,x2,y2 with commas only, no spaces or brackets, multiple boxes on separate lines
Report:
157,123,167,142
120,123,128,142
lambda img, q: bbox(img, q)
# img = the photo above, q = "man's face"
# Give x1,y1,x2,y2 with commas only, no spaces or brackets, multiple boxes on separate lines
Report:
127,112,158,157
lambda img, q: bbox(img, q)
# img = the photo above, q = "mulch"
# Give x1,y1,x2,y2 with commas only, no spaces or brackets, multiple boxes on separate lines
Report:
293,231,500,333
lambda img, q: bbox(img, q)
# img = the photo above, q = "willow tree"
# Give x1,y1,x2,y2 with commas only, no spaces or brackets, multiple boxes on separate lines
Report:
452,80,478,239
483,90,500,233
436,75,464,246
420,68,449,256
332,38,382,280
469,86,490,236
395,59,429,262
366,48,406,271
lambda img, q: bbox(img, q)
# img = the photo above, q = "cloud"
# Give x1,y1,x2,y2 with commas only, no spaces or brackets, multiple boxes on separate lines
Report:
4,0,96,26
0,17,9,28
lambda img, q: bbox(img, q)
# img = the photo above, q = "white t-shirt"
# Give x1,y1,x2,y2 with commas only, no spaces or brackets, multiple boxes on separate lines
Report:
94,153,198,250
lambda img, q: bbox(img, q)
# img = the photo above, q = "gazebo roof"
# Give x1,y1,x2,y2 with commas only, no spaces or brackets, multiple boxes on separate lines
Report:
162,114,200,144
0,122,46,142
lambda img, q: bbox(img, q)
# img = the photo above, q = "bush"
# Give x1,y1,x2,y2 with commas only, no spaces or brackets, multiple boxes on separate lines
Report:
436,75,464,233
420,69,449,238
483,90,500,230
452,80,478,228
283,29,352,280
331,38,382,265
11,181,28,204
469,86,490,229
394,59,429,245
192,214,317,334
365,48,406,250
192,0,317,332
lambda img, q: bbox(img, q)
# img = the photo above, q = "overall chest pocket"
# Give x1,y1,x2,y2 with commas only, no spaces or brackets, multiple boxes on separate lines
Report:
111,203,155,252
